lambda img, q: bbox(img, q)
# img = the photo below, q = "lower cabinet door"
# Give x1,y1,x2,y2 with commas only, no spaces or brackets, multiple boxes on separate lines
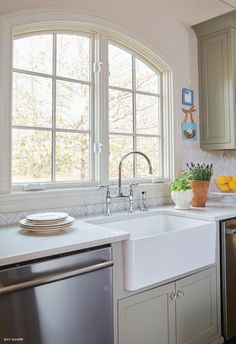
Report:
176,267,217,344
118,283,176,344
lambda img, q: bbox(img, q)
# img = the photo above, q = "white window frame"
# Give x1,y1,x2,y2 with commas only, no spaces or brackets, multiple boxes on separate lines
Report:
108,39,163,181
13,31,96,187
0,9,176,213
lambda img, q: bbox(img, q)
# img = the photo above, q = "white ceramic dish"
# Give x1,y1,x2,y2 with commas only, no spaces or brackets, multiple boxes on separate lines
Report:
19,216,75,231
21,224,73,233
21,216,75,228
26,212,68,223
210,192,236,203
20,222,74,232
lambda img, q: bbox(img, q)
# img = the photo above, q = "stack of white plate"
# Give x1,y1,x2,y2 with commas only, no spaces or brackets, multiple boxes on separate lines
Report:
19,212,75,233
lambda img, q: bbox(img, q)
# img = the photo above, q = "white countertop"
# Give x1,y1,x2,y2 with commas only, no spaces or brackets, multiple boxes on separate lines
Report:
157,202,236,221
1,202,236,267
0,219,129,267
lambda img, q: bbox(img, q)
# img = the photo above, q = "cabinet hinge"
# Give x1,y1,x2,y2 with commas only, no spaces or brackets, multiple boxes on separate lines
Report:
93,142,103,154
93,61,103,73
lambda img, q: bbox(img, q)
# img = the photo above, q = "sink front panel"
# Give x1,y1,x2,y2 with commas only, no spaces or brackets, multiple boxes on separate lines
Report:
124,222,216,291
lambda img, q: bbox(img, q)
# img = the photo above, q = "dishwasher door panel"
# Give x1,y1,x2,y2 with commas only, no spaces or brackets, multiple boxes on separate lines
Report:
0,248,113,344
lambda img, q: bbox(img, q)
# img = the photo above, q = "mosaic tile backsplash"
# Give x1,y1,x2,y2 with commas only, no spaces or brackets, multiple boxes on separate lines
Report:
0,196,172,226
182,147,236,192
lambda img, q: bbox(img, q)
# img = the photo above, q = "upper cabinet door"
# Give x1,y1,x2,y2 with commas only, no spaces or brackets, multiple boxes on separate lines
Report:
199,30,235,149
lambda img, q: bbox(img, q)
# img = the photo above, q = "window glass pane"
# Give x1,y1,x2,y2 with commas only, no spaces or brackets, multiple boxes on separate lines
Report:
137,136,160,177
56,81,90,130
109,135,133,178
56,132,90,181
109,44,132,89
136,94,159,135
13,73,52,127
109,90,133,133
13,35,53,74
57,35,90,81
136,58,159,94
12,129,52,183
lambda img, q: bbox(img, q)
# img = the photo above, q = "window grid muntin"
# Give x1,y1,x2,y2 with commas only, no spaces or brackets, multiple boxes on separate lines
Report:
108,42,162,179
12,32,95,183
52,33,57,181
132,55,137,177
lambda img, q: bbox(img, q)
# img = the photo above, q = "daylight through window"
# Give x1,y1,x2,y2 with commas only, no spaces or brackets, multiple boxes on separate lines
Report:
12,32,164,186
12,33,93,183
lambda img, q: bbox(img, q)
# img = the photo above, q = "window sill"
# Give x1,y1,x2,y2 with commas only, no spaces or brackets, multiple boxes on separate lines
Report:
0,182,171,213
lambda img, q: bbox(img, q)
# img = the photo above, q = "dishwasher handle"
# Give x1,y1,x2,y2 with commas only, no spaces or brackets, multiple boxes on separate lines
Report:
0,260,113,296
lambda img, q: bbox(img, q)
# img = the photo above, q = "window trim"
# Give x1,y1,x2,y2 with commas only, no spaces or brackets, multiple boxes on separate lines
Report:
0,9,176,212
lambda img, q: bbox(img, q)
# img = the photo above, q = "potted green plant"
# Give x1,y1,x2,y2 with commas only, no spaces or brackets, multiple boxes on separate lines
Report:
170,178,192,210
184,162,213,207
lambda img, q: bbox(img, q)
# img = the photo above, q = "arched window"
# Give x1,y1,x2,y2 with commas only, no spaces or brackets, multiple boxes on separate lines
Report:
108,43,161,179
11,27,171,190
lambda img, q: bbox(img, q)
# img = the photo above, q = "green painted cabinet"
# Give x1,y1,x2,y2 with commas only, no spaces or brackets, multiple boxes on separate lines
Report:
118,267,217,344
176,268,217,344
193,12,236,150
118,282,176,344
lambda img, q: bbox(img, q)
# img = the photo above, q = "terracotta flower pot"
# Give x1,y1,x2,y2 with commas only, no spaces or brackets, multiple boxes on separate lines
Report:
189,180,210,207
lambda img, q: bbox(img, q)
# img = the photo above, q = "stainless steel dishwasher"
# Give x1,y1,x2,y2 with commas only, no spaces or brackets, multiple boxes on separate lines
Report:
221,219,236,342
0,245,113,344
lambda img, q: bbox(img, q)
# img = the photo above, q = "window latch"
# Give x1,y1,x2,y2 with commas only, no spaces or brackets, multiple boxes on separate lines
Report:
93,61,103,73
93,142,103,154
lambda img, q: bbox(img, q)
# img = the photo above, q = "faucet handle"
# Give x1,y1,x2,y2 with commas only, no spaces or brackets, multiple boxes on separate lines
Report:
99,185,111,195
99,185,111,216
99,184,110,190
129,183,139,197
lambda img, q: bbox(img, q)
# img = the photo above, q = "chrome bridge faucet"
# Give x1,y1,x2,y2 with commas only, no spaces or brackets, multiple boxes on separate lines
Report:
100,151,153,216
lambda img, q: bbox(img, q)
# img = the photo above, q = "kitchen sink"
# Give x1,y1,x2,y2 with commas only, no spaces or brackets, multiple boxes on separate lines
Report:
86,211,216,290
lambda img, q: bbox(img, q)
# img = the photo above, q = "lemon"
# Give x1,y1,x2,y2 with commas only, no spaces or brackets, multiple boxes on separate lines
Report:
219,183,231,192
229,181,236,191
215,176,228,185
225,176,232,183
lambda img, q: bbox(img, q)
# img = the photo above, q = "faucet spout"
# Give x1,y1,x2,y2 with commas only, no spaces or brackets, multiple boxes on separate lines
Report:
117,151,153,197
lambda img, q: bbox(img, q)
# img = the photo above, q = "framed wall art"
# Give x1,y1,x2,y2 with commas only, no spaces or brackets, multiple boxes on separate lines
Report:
182,88,194,106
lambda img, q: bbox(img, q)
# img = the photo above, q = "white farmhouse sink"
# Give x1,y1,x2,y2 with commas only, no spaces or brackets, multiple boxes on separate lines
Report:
87,212,216,291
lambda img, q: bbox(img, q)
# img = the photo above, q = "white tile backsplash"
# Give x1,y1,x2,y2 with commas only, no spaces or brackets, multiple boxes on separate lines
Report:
182,147,236,191
0,196,172,226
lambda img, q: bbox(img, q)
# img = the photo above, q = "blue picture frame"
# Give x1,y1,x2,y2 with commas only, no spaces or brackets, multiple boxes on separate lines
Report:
182,88,194,106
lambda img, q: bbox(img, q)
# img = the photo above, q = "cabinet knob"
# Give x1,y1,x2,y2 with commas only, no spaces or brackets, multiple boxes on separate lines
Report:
170,292,177,300
177,290,184,298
